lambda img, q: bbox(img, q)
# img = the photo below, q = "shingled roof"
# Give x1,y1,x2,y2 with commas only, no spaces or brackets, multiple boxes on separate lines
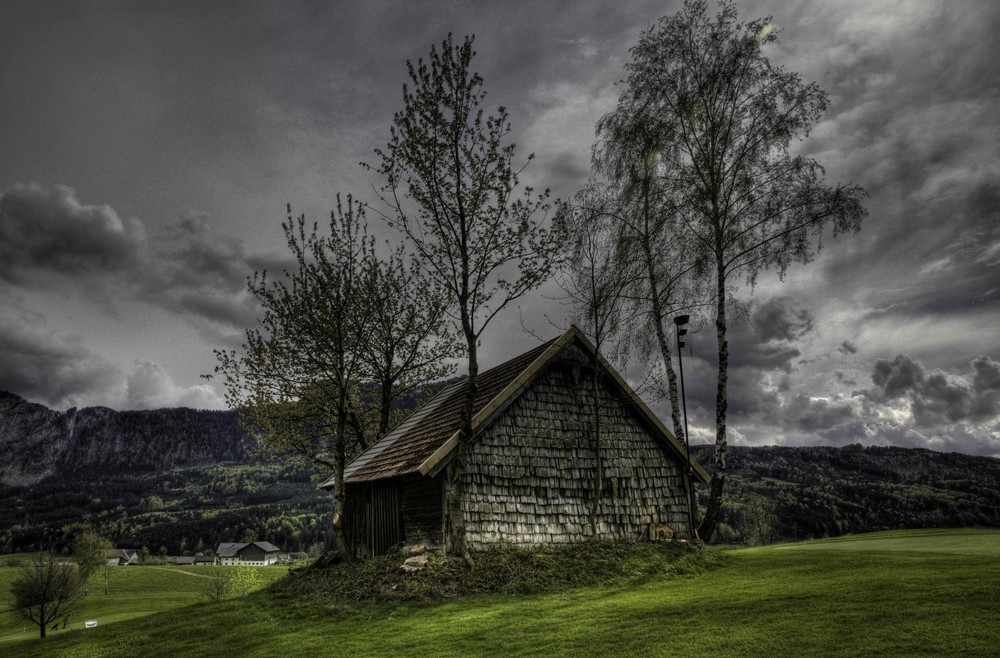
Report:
320,326,709,487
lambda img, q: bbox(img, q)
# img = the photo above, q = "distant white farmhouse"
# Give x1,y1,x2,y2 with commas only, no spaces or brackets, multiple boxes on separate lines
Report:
215,541,281,566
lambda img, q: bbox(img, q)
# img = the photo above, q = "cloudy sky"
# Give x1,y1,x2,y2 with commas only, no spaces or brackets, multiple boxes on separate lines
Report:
1,1,997,457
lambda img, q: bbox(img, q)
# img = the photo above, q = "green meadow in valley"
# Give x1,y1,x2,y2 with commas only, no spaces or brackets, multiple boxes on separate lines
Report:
4,529,998,657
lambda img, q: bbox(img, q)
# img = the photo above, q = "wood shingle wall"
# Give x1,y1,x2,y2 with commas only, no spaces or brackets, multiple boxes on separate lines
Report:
462,360,692,547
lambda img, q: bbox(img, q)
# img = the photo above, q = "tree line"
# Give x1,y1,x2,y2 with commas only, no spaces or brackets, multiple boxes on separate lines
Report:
209,0,867,549
0,462,333,556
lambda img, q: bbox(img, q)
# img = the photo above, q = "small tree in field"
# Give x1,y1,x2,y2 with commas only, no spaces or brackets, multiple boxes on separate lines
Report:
204,572,228,603
618,0,867,540
72,529,111,595
204,566,261,602
738,494,778,546
11,552,84,638
369,34,563,558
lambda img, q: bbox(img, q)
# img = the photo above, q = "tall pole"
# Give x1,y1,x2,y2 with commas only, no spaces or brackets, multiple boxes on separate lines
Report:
674,315,697,540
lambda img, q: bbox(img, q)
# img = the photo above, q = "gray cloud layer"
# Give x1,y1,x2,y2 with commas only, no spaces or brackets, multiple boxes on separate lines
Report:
0,2,997,456
0,183,278,409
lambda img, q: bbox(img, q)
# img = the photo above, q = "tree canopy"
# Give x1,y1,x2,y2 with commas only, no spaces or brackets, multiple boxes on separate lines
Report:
211,195,453,554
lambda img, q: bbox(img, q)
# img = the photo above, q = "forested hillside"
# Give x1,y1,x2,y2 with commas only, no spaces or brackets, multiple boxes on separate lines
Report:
693,444,1000,543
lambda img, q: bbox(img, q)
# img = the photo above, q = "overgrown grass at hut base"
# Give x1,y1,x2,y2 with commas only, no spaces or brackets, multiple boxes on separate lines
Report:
273,538,718,602
6,529,999,656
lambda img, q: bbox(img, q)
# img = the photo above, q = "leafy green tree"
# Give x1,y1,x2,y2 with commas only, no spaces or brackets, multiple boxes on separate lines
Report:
71,529,111,596
369,34,563,558
617,0,867,540
228,565,261,597
11,552,84,638
211,196,452,556
204,565,262,603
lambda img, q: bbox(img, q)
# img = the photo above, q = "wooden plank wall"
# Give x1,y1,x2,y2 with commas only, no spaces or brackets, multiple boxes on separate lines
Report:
400,475,444,551
344,480,403,558
462,359,691,548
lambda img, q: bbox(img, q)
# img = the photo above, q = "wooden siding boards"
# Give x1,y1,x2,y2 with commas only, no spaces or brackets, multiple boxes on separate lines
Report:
344,480,403,558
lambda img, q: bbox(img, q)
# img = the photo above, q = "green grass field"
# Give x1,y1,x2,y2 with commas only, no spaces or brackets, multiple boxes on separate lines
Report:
5,529,998,657
0,563,288,649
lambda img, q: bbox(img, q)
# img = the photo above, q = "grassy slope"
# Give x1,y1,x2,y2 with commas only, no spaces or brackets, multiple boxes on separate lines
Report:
0,564,287,648
7,529,999,657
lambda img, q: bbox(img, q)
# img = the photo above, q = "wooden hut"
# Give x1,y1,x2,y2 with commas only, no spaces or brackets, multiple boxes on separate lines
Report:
320,326,709,558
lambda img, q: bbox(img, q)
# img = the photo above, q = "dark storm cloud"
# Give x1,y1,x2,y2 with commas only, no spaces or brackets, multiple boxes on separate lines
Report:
862,354,1000,428
678,300,999,456
0,183,142,284
869,355,924,400
161,213,250,291
788,1,1000,352
728,297,815,373
972,357,1000,395
0,314,120,409
142,211,269,333
855,181,1000,325
0,183,265,334
657,298,816,425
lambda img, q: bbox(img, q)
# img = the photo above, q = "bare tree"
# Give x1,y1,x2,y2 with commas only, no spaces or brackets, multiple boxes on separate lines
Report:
11,552,84,638
368,34,563,558
619,0,867,540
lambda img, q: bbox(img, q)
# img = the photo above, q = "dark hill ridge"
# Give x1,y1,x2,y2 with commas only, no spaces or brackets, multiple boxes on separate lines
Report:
691,443,1000,541
0,390,252,486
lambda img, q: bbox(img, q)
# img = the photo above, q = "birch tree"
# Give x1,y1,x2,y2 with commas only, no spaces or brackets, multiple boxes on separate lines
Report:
592,105,702,452
619,0,867,540
369,34,563,558
71,529,111,596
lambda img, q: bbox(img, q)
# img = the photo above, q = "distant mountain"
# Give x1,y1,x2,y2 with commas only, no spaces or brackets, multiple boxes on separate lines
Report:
0,390,333,555
0,390,253,487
